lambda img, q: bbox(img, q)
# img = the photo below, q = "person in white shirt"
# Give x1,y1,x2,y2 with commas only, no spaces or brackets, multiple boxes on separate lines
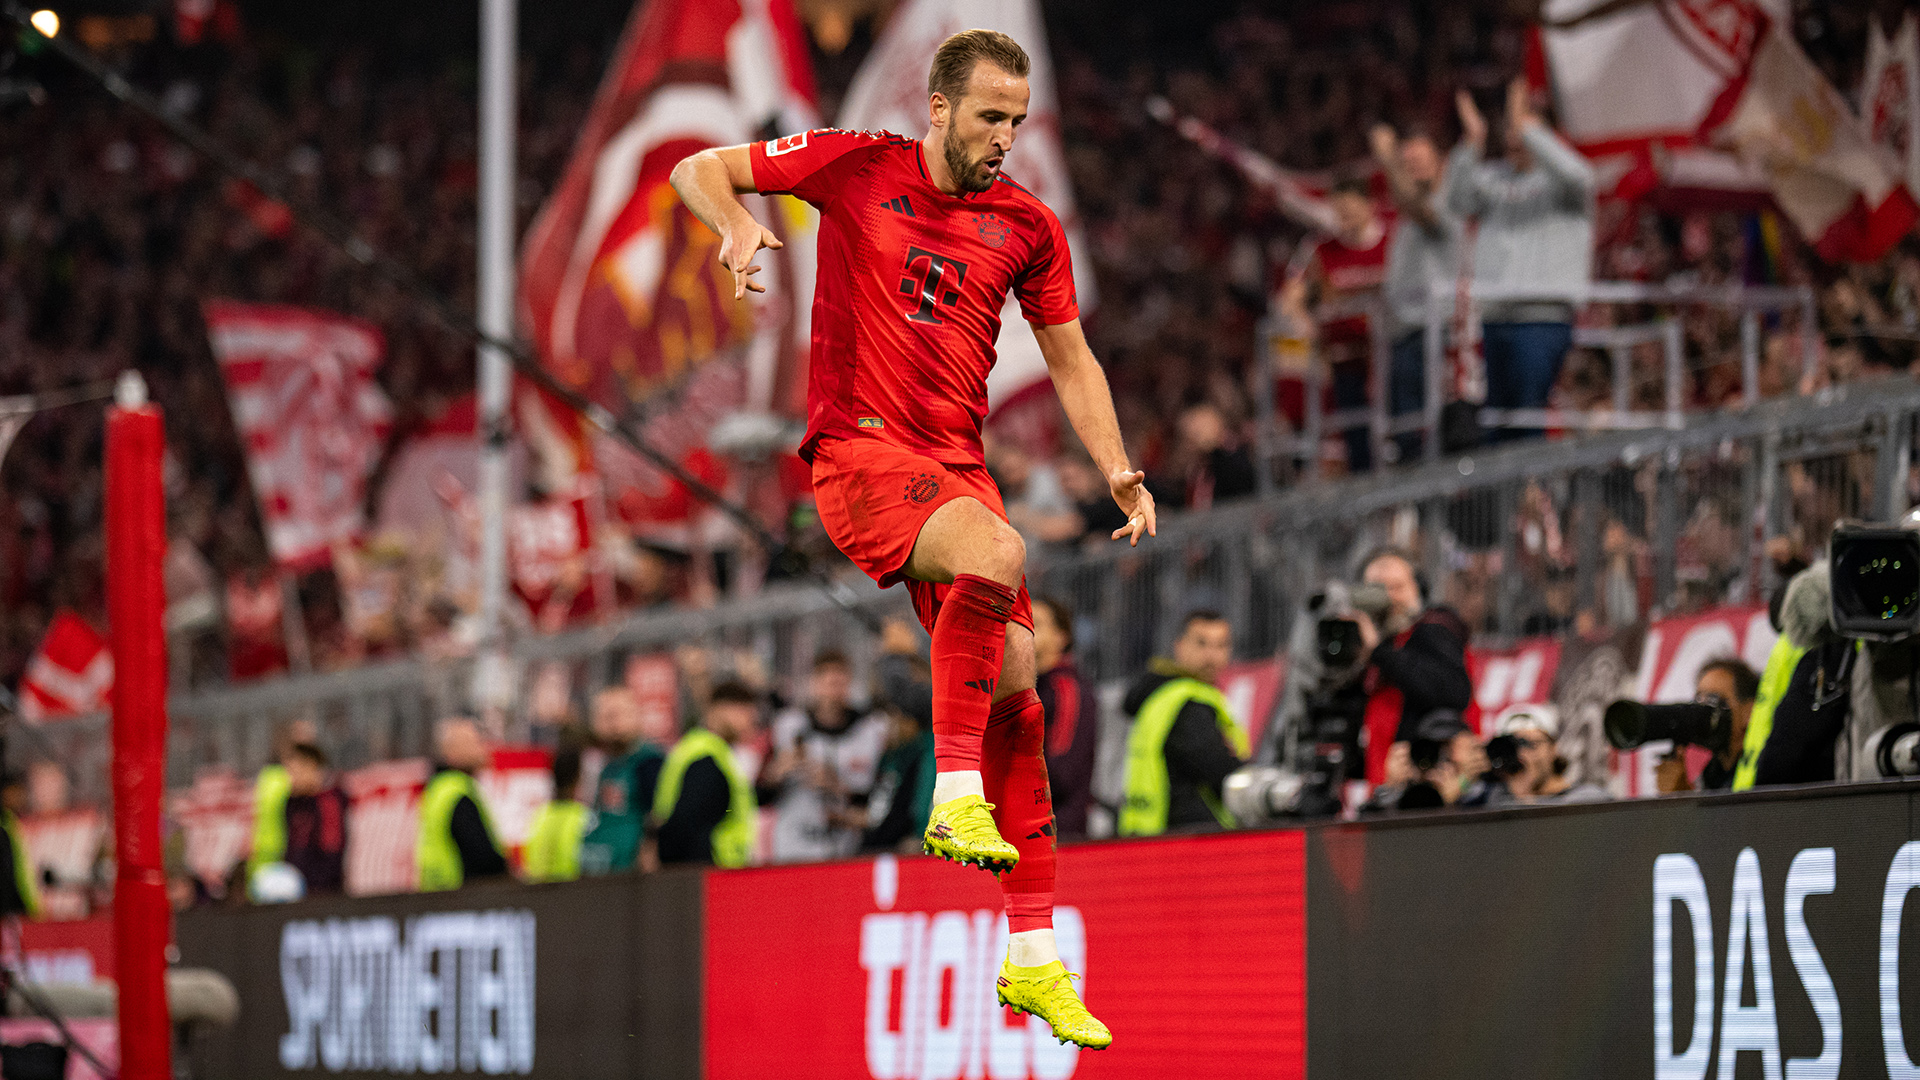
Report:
759,651,890,862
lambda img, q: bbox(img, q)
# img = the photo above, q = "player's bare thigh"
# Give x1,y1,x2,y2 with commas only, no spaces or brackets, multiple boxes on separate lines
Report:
905,496,1025,589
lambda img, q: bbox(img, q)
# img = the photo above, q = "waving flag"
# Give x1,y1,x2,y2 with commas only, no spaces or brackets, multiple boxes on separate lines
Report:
517,0,819,517
20,611,112,723
837,0,1095,422
1544,0,1916,261
1864,13,1920,199
205,300,393,570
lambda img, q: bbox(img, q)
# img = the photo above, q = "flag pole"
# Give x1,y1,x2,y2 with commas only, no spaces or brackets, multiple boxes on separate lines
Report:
477,0,516,678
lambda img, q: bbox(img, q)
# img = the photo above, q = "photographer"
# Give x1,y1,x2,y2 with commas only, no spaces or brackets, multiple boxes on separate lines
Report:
1487,704,1609,803
1655,660,1758,793
1353,549,1474,785
1734,560,1853,788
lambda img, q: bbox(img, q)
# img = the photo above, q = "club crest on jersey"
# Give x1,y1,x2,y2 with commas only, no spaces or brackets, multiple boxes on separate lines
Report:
904,472,942,504
975,213,1012,249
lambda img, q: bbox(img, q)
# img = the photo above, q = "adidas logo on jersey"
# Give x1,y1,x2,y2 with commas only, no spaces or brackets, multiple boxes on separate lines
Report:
881,195,916,217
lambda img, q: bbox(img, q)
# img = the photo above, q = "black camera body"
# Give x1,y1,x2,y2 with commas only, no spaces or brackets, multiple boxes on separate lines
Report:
1603,692,1733,754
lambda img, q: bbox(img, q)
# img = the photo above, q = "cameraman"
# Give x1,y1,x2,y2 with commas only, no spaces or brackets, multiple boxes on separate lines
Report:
1352,549,1474,785
1655,659,1758,793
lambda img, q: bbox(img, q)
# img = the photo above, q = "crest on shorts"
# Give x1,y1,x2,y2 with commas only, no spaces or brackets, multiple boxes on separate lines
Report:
904,472,942,504
975,213,1011,249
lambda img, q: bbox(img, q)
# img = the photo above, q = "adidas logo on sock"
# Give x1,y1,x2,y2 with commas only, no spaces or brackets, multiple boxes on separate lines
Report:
882,195,917,217
964,678,996,695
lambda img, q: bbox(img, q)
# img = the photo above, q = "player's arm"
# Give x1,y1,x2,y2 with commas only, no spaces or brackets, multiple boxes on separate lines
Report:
1031,319,1157,547
669,145,783,300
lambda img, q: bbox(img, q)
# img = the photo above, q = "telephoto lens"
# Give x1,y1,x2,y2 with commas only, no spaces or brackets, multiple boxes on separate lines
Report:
1603,698,1730,753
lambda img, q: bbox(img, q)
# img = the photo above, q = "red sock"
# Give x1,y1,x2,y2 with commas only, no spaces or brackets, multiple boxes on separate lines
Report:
930,574,1017,772
983,689,1055,934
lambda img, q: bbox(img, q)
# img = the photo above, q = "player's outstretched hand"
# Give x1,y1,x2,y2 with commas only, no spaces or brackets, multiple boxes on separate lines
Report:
1108,469,1157,547
719,218,784,299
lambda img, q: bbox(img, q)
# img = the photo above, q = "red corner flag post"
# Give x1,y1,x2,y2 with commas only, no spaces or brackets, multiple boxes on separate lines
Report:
106,372,172,1078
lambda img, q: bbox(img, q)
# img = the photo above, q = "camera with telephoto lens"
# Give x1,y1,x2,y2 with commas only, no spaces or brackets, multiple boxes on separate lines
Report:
1828,522,1920,641
1602,692,1733,753
1316,581,1394,672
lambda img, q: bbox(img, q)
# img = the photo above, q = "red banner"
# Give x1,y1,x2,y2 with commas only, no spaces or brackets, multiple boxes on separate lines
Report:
705,830,1306,1079
204,300,393,570
1465,638,1563,733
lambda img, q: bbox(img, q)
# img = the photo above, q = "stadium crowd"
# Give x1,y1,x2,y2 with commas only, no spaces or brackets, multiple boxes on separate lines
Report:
1,0,1915,693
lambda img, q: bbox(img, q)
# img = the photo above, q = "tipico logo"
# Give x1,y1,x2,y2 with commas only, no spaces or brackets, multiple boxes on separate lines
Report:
859,855,1086,1080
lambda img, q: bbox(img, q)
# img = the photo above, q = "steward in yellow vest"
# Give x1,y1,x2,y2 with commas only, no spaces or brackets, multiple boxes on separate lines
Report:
523,748,587,883
0,775,38,919
651,681,761,869
1118,613,1248,836
417,718,508,892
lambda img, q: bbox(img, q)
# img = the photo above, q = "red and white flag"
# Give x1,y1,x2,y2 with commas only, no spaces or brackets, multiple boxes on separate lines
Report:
1544,0,1916,260
19,611,112,722
837,0,1095,421
517,0,819,518
1704,3,1919,262
204,300,393,570
1864,12,1920,199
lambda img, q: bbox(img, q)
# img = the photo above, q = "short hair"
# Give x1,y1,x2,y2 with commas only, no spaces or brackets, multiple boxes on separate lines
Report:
286,743,328,769
1330,177,1371,200
708,680,761,708
928,29,1030,105
551,747,582,797
1698,657,1760,704
1179,609,1228,635
812,649,851,672
1035,595,1075,653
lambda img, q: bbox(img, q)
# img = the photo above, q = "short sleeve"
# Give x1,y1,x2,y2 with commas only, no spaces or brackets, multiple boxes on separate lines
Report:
750,129,883,209
1015,209,1079,327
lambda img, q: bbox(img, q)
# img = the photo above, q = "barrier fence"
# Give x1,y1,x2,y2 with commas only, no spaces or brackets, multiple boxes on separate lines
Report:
167,779,1920,1079
12,373,1920,807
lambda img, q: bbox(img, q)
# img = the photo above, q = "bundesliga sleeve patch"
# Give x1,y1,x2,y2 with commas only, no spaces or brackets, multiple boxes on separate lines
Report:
765,131,810,157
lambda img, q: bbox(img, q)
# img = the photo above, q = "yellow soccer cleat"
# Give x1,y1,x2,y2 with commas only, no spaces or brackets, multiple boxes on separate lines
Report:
996,960,1112,1050
922,794,1020,873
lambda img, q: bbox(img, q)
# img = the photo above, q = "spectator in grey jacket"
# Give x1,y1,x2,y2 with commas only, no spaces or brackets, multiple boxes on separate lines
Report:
1370,123,1460,462
1447,80,1596,443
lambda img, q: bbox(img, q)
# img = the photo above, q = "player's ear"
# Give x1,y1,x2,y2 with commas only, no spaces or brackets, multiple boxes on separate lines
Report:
928,91,949,131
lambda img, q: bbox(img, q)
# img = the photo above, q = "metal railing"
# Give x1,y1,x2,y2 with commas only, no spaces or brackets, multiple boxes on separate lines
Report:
1030,374,1916,684
17,361,1912,808
1252,281,1818,486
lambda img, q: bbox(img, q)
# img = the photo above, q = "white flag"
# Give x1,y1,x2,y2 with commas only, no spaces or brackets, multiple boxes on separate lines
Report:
1863,12,1920,199
838,0,1095,412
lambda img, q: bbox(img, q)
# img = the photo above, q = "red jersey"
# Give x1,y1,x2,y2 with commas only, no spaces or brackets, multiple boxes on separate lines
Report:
750,129,1079,465
1310,222,1390,350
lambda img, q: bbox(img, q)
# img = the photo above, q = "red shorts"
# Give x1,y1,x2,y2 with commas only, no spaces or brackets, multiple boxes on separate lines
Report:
810,437,1033,636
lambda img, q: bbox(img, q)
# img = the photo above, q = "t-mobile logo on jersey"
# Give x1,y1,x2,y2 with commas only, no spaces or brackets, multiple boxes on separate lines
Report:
860,855,1084,1080
899,247,970,325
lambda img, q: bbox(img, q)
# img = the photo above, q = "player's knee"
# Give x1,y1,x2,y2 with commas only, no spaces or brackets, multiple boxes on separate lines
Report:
977,520,1026,584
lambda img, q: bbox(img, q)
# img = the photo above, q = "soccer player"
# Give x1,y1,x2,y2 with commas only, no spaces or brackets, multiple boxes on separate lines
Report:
671,28,1151,1050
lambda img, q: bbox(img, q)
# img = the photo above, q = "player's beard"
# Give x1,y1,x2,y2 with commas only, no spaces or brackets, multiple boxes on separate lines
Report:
943,125,1000,193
